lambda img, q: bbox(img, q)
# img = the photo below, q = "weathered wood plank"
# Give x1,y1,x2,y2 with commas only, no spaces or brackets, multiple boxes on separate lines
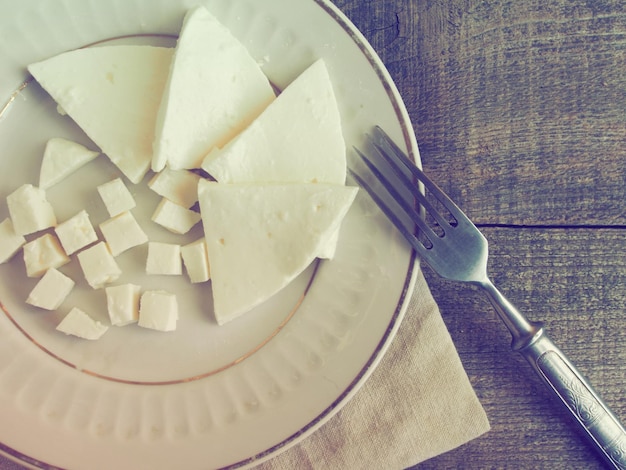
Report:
335,0,626,227
417,226,626,469
331,1,626,468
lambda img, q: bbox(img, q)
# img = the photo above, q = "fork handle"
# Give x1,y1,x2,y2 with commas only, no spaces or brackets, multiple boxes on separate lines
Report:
481,281,626,469
523,332,626,469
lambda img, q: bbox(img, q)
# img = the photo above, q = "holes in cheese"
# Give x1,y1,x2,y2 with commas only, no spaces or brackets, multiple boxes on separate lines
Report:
200,60,346,187
152,5,275,171
197,180,357,325
28,46,173,183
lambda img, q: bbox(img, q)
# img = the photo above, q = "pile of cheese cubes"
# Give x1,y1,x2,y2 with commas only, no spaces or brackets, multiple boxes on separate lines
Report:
0,138,210,339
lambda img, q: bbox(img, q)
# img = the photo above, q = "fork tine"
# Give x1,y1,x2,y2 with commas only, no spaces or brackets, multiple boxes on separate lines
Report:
369,140,451,231
347,167,431,257
371,126,473,228
353,147,425,225
348,154,436,247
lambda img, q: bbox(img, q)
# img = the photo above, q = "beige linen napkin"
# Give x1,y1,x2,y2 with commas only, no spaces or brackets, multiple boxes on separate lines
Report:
0,269,489,470
256,268,490,469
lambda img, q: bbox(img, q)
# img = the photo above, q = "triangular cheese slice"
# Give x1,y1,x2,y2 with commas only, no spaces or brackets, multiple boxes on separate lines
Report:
152,6,275,172
39,138,99,189
28,46,172,183
197,179,357,325
200,59,346,185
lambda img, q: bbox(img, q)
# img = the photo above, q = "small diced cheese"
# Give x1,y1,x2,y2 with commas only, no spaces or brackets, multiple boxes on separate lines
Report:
181,238,210,283
56,307,108,340
7,184,57,235
77,241,121,289
23,233,70,278
39,138,99,189
138,290,178,331
99,211,148,256
147,168,201,208
26,268,74,310
105,283,141,326
151,198,201,234
54,210,98,255
146,242,181,275
97,178,136,217
0,218,26,264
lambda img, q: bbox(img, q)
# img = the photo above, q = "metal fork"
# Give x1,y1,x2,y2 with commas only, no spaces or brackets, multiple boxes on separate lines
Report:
350,126,626,469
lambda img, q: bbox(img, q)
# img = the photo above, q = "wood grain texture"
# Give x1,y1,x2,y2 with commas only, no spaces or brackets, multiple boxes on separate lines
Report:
332,0,626,468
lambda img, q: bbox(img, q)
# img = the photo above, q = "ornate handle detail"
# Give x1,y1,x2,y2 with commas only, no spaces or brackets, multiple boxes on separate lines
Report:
525,333,626,469
480,282,626,469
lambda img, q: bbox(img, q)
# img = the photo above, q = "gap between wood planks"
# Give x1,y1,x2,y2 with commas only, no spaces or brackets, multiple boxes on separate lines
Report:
475,224,626,230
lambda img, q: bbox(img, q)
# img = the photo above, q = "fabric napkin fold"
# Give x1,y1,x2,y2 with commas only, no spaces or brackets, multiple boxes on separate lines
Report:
0,268,489,470
257,268,490,469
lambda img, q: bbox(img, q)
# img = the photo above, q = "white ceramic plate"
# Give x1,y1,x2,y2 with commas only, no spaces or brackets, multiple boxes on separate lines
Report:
0,0,420,468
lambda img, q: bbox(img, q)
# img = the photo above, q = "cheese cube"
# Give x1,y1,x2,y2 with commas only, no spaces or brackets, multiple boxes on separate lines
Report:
138,290,178,331
99,211,148,256
0,218,26,264
151,198,201,234
105,283,141,326
77,242,122,289
7,184,57,235
26,268,74,310
181,238,210,283
56,307,108,340
147,168,201,208
146,242,181,275
97,178,136,217
54,210,98,255
23,233,70,278
39,138,99,189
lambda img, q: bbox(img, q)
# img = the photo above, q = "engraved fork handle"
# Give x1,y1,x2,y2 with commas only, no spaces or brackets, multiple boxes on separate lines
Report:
480,279,626,469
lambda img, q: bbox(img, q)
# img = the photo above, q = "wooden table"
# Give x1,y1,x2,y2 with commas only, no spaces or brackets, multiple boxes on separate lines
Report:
333,1,626,468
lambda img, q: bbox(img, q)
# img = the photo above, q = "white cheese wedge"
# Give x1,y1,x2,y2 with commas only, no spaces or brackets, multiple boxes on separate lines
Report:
56,307,108,340
146,242,182,275
318,230,340,259
105,283,141,326
39,138,99,189
200,60,345,186
99,211,148,256
147,167,201,208
152,5,275,171
138,290,178,332
0,218,26,264
7,184,57,236
197,180,358,325
77,242,122,289
23,233,70,278
181,238,210,283
26,268,75,310
28,46,173,183
151,198,201,234
97,178,136,217
54,210,98,255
